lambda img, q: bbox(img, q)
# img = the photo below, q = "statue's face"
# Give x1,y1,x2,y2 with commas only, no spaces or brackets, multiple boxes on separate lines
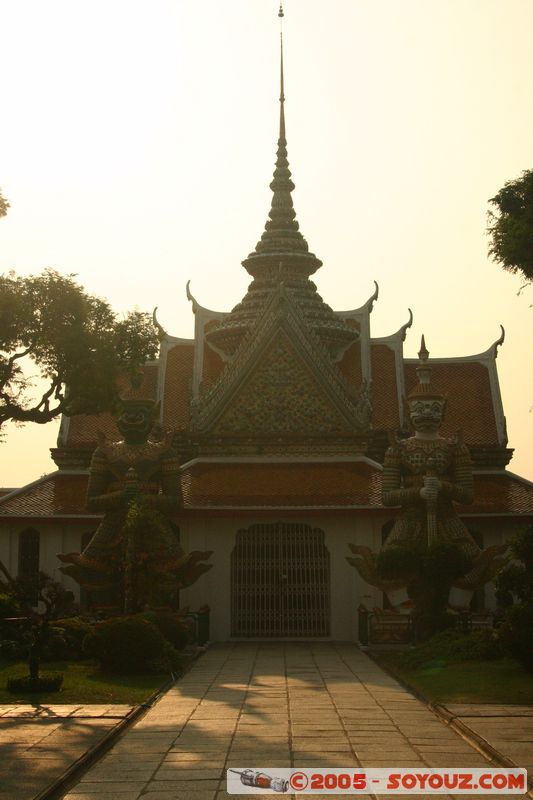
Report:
409,398,444,433
117,402,154,443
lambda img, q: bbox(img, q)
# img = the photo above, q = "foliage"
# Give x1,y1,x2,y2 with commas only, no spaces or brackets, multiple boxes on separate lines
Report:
376,542,419,580
487,168,533,284
377,538,472,638
83,615,169,674
148,640,184,675
0,570,77,620
7,672,63,693
123,500,181,612
0,189,8,218
377,538,472,586
0,268,159,429
395,628,502,671
0,566,77,681
47,617,94,661
140,610,190,651
0,589,20,618
494,526,533,672
498,603,533,672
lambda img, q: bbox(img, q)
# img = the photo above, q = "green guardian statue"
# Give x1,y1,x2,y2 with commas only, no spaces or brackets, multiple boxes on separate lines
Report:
58,379,212,612
348,337,506,614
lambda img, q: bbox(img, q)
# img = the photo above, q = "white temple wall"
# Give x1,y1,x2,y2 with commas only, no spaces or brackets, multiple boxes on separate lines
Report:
179,511,392,642
0,521,93,602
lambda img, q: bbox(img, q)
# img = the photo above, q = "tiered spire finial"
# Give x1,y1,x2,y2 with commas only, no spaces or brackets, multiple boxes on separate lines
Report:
241,2,322,278
408,335,445,401
279,4,285,139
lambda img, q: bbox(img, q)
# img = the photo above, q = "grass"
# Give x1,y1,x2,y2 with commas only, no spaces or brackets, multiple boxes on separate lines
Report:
375,652,533,705
0,659,170,705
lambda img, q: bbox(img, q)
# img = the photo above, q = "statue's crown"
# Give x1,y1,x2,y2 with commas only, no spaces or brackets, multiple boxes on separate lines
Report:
407,335,445,402
119,370,157,410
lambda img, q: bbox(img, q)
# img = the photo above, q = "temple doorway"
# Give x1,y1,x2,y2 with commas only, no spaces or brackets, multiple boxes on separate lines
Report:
230,522,330,637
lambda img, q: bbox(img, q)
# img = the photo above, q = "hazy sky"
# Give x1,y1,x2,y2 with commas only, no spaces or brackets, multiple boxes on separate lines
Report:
1,0,532,486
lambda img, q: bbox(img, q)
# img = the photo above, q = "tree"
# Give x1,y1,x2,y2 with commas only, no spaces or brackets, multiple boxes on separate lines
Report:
0,269,159,429
0,189,9,218
487,168,533,285
494,525,533,672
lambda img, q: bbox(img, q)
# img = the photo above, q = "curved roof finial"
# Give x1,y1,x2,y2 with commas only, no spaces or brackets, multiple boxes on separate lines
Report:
366,280,379,312
399,308,413,342
493,324,505,357
186,280,199,314
152,307,167,342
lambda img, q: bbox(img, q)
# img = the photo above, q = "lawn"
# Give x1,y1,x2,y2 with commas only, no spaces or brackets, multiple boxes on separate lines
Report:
0,659,170,704
375,652,533,705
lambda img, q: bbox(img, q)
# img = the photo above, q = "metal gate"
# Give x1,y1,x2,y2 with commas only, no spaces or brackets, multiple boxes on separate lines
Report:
231,522,330,637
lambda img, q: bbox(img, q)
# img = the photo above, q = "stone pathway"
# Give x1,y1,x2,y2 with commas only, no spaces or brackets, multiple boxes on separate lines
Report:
0,704,133,800
444,704,533,775
58,643,530,800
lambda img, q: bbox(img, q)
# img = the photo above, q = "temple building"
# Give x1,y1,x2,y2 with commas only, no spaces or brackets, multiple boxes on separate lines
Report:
1,17,533,640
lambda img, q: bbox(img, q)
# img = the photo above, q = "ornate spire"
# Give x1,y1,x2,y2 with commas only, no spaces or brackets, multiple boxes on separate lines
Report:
242,3,322,278
408,335,445,401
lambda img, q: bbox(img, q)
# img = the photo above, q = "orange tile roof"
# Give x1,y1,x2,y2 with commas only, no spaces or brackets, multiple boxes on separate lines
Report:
404,361,498,445
371,343,400,429
338,341,362,390
181,460,383,508
458,473,533,516
202,342,225,391
66,411,119,447
0,473,96,518
162,344,194,431
1,467,532,518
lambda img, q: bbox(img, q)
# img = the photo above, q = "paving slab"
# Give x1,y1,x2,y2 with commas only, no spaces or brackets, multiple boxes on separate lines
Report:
3,648,528,799
442,703,533,774
0,704,133,800
56,644,531,799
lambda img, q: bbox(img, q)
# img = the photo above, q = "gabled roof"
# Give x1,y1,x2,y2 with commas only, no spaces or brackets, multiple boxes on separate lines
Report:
191,284,369,435
404,330,506,447
404,360,499,445
459,472,533,516
0,472,96,519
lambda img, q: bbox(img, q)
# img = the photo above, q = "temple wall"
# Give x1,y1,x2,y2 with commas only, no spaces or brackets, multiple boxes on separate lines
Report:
178,512,391,642
0,521,93,602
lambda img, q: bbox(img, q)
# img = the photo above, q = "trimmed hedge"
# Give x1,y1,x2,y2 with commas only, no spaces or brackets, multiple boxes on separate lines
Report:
83,615,168,674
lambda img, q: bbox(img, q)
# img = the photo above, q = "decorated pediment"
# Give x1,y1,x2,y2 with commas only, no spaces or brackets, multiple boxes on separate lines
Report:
191,285,372,435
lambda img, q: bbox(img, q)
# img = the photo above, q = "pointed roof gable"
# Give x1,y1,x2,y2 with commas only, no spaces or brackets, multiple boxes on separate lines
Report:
192,284,371,435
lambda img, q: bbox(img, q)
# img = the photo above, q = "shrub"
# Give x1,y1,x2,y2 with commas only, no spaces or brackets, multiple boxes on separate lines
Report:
83,615,166,674
52,617,93,659
0,639,25,660
0,590,21,618
498,602,533,673
376,544,416,580
494,526,533,673
140,611,190,651
147,640,183,675
7,672,63,693
398,628,502,670
377,539,473,640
